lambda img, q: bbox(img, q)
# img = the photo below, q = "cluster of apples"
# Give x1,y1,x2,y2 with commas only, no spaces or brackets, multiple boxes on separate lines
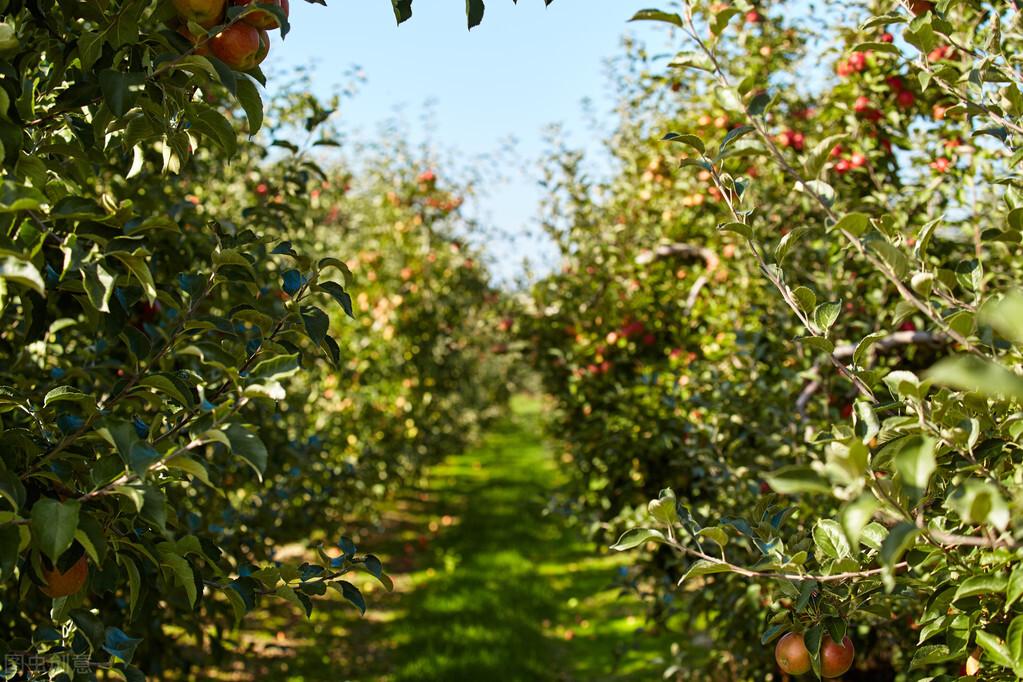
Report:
173,0,290,71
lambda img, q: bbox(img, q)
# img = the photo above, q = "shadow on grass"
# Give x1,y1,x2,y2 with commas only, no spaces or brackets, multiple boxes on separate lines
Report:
212,397,668,682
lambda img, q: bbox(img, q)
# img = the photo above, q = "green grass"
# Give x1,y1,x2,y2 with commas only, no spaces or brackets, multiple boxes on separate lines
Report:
212,396,671,681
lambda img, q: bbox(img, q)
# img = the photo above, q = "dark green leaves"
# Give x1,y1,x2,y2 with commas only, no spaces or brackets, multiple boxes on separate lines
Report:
392,0,413,24
609,527,666,550
225,424,268,480
630,9,683,27
467,0,485,28
31,498,80,562
249,353,301,382
0,255,45,296
103,627,142,663
318,281,355,318
765,466,831,495
235,77,264,135
926,355,1023,401
663,132,704,153
99,70,143,117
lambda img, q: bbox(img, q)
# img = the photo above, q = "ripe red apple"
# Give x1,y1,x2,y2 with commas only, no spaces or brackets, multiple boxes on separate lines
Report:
896,89,915,109
908,0,934,14
820,635,855,678
233,0,289,30
173,0,226,28
210,23,269,70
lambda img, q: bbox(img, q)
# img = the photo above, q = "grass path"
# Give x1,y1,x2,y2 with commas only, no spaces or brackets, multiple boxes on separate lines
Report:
221,396,669,681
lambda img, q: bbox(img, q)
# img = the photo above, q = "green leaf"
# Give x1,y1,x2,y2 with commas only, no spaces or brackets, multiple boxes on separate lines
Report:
318,281,355,318
883,370,925,400
138,373,195,408
862,525,888,551
945,479,1010,531
630,9,683,27
0,524,20,579
764,466,830,494
1007,615,1023,666
893,435,936,493
157,545,197,607
610,527,666,551
804,134,846,178
82,262,116,312
466,0,484,29
879,521,918,568
647,488,678,525
662,132,704,153
711,7,742,34
225,424,268,480
99,70,141,117
0,181,46,212
831,212,870,237
774,226,811,265
301,305,330,345
1007,564,1023,608
813,519,851,560
679,559,732,583
813,302,841,333
840,494,879,550
103,627,142,664
391,0,412,24
235,76,264,135
0,255,45,296
718,221,754,240
338,580,366,615
980,290,1023,344
926,355,1023,401
249,353,301,382
43,386,94,408
853,331,888,368
976,630,1015,670
791,286,816,314
909,644,954,669
109,251,157,303
128,441,160,477
30,498,80,562
121,555,141,619
953,573,1007,601
794,179,835,207
697,526,728,548
165,455,215,488
189,103,238,156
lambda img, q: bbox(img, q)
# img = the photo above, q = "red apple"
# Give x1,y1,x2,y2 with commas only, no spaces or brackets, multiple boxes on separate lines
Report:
233,0,289,30
210,23,269,70
896,89,915,109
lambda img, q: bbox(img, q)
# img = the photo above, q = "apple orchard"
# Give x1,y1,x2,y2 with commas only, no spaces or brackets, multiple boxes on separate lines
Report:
1,0,1022,681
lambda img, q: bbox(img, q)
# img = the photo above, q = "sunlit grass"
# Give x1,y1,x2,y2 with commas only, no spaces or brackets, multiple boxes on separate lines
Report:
202,395,671,681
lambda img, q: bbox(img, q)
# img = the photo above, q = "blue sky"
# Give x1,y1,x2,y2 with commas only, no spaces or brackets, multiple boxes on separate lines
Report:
270,0,669,281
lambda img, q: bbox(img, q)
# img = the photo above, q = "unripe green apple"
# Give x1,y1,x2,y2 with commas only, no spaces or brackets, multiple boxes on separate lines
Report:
172,0,226,28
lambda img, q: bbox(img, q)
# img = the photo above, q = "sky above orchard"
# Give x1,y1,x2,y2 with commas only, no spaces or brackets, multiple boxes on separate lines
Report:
268,0,668,284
